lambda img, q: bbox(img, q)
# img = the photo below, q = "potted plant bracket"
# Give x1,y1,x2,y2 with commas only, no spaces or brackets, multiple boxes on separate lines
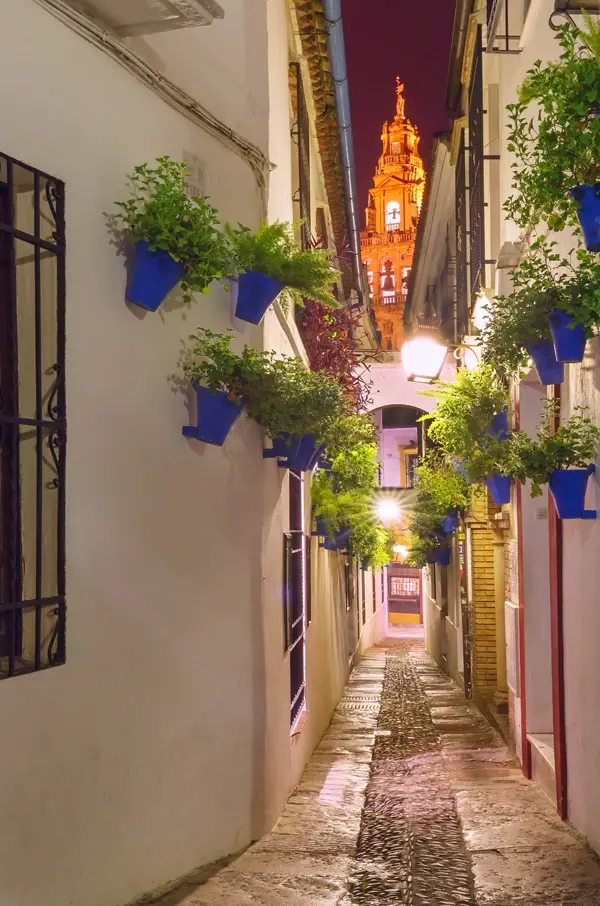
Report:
182,384,245,446
263,433,325,472
548,463,597,519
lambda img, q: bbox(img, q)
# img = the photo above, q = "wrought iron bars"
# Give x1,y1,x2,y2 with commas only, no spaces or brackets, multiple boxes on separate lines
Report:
0,152,66,678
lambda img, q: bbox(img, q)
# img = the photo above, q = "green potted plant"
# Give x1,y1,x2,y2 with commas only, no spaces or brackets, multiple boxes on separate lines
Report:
504,17,600,248
419,365,509,459
481,238,600,379
406,497,450,565
413,453,470,533
226,221,339,324
463,436,516,505
114,157,230,310
348,520,395,570
183,329,350,458
511,401,598,518
406,532,437,568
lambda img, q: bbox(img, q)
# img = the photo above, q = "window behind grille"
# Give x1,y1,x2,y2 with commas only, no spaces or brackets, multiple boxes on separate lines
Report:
0,153,66,679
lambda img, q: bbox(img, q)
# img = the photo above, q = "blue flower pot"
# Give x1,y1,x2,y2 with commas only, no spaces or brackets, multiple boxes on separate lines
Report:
570,183,600,252
450,456,469,479
549,465,596,519
488,409,510,440
126,241,186,311
526,339,564,386
442,511,459,533
263,433,324,471
483,473,512,505
312,516,328,537
232,270,285,324
433,549,451,567
182,384,245,446
547,309,586,364
320,527,350,551
360,559,369,572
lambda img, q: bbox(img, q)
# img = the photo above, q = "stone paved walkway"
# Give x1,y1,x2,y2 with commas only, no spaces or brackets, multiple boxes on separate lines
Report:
151,636,600,906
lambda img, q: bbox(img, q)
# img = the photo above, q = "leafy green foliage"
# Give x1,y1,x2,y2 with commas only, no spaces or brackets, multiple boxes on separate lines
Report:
183,329,351,440
413,453,470,514
114,157,230,303
348,521,395,569
227,221,339,309
419,366,508,459
462,437,515,486
504,23,600,233
510,401,599,496
481,237,600,379
405,532,436,568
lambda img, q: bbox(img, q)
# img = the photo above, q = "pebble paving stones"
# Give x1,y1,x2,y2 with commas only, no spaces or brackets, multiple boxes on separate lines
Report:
152,637,600,906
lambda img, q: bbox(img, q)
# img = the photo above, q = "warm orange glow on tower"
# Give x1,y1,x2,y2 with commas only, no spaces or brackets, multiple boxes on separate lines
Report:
361,78,425,351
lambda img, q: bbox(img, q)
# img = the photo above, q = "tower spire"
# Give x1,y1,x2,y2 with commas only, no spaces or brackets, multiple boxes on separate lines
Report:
395,76,405,119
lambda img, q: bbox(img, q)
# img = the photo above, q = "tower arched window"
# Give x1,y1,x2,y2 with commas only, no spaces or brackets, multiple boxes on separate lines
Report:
380,259,396,302
385,201,401,231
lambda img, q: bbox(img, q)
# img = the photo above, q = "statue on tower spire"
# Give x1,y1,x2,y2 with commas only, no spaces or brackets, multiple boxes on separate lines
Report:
395,76,405,119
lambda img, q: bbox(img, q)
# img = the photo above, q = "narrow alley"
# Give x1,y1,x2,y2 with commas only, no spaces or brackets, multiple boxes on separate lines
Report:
153,634,600,906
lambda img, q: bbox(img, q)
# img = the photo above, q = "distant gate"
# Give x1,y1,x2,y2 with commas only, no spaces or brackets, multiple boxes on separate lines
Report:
387,564,422,625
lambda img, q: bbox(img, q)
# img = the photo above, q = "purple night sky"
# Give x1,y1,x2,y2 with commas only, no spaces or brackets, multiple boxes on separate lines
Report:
342,0,457,226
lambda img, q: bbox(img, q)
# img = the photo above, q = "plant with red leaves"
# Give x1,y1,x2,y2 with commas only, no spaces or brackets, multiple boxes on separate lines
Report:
299,300,373,411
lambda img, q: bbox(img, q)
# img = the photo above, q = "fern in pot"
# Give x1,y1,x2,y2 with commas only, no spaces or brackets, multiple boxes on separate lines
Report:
114,157,230,311
504,17,600,248
226,221,339,324
419,365,509,460
414,453,470,533
511,401,599,518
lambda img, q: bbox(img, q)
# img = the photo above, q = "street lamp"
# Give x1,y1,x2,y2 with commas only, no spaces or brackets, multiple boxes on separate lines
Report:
401,321,449,384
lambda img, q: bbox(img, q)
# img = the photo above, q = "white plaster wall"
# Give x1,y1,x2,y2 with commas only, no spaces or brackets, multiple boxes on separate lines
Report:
0,4,272,906
366,357,455,417
494,0,600,850
519,381,553,735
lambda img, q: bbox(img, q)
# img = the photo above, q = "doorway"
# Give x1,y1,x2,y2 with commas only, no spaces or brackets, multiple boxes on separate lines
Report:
387,564,422,626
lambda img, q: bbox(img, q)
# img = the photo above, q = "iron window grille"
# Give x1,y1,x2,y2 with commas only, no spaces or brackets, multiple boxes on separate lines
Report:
468,27,486,303
486,0,526,53
287,469,306,728
0,153,66,679
455,132,469,336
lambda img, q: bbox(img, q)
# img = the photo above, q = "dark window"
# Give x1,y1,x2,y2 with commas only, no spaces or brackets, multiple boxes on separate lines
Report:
361,566,366,625
290,62,311,251
468,27,485,301
0,153,66,679
288,469,306,727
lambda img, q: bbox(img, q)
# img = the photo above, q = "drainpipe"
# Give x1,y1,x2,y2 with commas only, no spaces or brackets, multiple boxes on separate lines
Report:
322,0,366,302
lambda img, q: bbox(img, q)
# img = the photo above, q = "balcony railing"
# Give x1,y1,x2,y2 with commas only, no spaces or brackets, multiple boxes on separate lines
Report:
371,293,406,309
361,230,416,247
381,153,411,167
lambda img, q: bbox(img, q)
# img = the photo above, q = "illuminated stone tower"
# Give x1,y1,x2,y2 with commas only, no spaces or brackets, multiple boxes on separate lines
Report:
361,78,425,351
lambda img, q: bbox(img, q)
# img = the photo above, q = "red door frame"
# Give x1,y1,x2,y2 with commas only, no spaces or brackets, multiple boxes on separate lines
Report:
515,384,567,815
548,386,568,819
514,392,531,777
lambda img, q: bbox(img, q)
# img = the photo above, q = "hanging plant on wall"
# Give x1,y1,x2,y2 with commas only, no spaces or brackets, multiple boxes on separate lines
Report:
504,16,600,246
226,221,339,324
182,329,351,455
480,238,600,382
413,453,470,532
510,401,599,518
114,157,230,310
419,365,509,460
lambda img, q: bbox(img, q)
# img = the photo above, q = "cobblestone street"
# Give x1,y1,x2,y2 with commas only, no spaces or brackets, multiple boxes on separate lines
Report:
152,635,600,906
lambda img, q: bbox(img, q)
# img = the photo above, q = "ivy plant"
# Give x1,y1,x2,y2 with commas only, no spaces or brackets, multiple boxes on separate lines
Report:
510,401,599,497
226,221,339,309
114,157,230,303
419,366,508,460
504,19,600,233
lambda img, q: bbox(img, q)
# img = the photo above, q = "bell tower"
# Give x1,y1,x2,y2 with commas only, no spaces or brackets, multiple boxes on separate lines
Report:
361,78,425,351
